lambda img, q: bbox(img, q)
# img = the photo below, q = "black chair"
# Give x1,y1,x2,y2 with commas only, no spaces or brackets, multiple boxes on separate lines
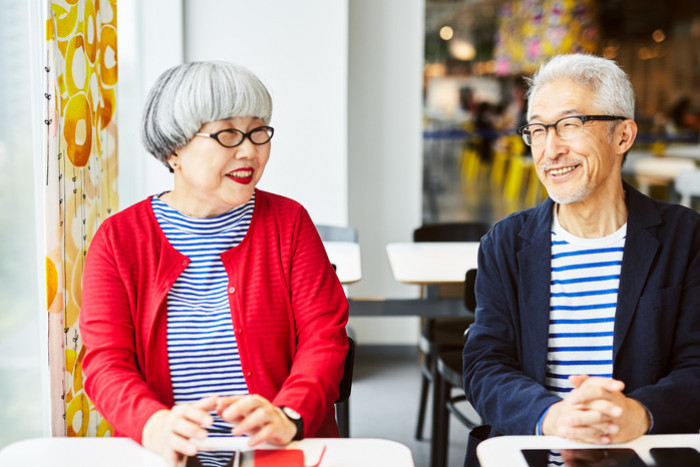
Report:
432,269,481,467
413,222,489,442
335,336,355,438
413,222,488,243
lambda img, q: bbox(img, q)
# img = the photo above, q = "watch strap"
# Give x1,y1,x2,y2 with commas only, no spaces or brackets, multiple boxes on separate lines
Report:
279,406,304,440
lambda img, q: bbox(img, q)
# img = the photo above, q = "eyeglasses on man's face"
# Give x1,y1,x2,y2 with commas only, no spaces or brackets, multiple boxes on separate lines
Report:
517,115,626,147
195,126,274,148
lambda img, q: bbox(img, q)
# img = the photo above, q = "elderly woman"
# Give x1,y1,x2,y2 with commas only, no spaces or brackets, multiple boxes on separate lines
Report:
79,61,349,466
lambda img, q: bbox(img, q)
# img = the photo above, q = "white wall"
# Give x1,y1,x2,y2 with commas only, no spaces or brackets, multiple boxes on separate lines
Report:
120,1,349,224
183,0,349,226
117,0,183,207
347,0,425,344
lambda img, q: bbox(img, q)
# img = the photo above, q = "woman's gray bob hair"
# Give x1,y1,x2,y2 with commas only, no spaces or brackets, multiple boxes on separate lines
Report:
141,61,273,171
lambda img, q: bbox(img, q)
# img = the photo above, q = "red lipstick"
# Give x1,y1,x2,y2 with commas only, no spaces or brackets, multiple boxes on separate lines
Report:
227,169,254,185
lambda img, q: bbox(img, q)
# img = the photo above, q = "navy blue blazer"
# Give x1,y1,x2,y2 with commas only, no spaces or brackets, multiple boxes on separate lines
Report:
463,183,700,436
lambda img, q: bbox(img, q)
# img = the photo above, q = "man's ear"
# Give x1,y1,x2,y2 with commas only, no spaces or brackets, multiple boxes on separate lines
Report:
615,119,637,155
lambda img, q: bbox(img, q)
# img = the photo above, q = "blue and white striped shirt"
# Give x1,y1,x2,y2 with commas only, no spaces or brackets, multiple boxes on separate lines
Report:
540,209,626,465
152,194,255,463
546,208,626,395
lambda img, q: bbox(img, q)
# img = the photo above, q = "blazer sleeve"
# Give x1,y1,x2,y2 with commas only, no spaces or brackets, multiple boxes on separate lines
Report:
79,222,169,443
270,209,349,436
463,231,561,435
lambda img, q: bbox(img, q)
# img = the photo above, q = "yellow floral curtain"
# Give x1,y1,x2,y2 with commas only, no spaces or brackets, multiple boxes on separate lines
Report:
45,0,118,437
494,0,600,76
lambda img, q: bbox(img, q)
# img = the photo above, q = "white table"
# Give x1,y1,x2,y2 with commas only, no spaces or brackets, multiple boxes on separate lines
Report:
323,241,362,285
664,144,700,162
632,156,697,195
0,437,415,467
385,242,480,285
0,438,164,467
477,434,700,467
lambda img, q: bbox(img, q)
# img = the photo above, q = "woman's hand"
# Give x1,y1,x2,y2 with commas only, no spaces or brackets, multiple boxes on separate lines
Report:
141,396,218,467
216,394,297,446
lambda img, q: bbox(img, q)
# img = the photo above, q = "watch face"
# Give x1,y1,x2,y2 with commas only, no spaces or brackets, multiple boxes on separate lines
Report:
281,406,301,420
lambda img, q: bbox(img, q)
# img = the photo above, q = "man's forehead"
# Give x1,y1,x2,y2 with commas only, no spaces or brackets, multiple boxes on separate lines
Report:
530,79,597,121
529,108,583,122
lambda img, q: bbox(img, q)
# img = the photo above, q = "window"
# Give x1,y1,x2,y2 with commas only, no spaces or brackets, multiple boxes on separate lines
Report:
0,0,45,448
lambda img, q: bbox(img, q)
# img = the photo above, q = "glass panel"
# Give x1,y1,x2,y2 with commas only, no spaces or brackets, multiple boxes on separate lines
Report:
423,1,700,221
0,0,44,448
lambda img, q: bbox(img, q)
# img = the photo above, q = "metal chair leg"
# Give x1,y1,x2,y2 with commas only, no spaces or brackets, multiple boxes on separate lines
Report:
430,367,450,467
336,400,350,438
415,373,430,439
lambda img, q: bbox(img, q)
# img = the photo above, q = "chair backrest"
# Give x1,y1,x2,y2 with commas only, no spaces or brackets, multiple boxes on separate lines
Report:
413,222,488,298
336,337,355,403
413,221,490,243
461,268,478,341
464,268,477,312
316,225,358,243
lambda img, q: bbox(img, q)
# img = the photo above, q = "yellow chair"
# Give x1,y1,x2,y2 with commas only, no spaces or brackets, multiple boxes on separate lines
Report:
651,141,666,156
525,163,547,206
490,138,509,186
493,135,525,186
503,155,532,201
460,146,481,182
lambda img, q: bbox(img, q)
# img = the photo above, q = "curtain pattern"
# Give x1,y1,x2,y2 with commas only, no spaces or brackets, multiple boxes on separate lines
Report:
494,0,600,76
45,0,118,437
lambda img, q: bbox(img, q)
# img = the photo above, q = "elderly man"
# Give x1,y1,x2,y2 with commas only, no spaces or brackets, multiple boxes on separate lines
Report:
462,53,700,466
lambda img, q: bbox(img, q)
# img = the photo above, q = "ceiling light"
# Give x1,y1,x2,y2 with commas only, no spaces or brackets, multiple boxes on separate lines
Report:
449,38,476,61
440,26,454,41
652,29,665,43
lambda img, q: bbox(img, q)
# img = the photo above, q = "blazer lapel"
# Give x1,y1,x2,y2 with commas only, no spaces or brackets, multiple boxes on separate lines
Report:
517,199,554,384
613,185,661,359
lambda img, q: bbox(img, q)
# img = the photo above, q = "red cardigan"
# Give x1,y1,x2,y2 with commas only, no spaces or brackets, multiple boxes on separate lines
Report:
79,190,349,443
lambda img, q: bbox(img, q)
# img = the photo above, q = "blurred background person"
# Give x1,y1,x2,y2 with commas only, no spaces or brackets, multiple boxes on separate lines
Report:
666,96,700,141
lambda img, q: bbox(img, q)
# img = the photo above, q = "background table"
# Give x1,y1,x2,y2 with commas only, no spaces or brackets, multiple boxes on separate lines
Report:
663,144,700,162
323,241,362,285
631,156,697,195
349,241,480,317
0,437,415,467
477,434,700,467
385,242,480,285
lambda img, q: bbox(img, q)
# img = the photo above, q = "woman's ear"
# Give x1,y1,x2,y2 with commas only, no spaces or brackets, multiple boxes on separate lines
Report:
167,152,179,171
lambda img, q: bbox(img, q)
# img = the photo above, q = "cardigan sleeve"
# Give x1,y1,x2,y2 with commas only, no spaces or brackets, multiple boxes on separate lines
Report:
269,208,349,437
79,221,169,443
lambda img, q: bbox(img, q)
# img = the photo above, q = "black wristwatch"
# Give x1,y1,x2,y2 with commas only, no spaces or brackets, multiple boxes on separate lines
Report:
279,406,304,440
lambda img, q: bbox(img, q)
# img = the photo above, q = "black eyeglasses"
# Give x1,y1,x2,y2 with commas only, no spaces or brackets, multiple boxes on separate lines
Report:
517,115,627,146
195,126,274,148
